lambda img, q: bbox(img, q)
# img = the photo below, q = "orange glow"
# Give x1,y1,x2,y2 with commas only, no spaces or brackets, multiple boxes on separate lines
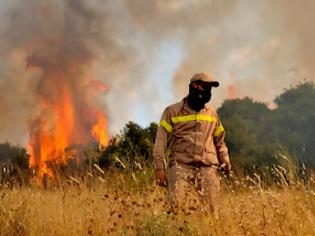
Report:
27,77,108,176
228,85,237,100
90,79,108,92
91,112,108,151
25,44,109,176
27,86,75,176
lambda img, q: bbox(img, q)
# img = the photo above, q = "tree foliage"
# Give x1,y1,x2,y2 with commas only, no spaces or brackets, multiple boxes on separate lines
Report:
270,82,315,166
0,142,29,170
218,98,275,172
218,82,315,172
98,122,157,169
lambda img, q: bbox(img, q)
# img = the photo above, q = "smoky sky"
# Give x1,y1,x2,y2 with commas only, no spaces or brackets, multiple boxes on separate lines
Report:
127,0,315,99
0,0,314,145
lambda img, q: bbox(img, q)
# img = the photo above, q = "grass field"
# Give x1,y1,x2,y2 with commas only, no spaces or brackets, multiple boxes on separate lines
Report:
1,168,315,236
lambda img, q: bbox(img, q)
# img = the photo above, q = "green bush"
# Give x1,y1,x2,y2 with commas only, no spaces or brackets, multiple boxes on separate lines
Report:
98,122,157,171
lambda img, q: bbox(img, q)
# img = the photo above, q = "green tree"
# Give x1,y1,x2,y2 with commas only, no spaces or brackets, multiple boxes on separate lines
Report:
218,98,276,172
98,122,157,169
0,142,29,170
218,82,315,172
270,82,315,166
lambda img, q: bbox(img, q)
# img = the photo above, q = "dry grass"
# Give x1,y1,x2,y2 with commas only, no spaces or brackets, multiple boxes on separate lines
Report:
1,170,315,236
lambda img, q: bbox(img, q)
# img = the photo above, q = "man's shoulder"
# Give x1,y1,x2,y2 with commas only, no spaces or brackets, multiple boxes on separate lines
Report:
163,99,184,114
204,105,218,116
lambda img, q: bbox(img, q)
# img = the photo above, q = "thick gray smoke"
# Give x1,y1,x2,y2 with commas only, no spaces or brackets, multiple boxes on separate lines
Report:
0,0,314,146
0,0,140,146
127,0,315,103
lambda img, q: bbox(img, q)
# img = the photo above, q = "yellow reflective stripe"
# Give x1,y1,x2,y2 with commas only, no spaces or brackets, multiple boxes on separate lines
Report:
214,125,224,137
171,114,217,123
160,120,173,133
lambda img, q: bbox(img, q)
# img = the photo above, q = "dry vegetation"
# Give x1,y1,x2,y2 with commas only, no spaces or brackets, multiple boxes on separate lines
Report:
1,165,315,236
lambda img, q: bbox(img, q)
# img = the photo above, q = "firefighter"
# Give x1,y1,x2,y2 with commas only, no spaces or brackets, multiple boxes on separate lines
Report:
153,72,231,219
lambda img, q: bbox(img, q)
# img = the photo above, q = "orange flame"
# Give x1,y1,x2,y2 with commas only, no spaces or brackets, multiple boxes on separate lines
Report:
90,80,108,92
228,85,237,100
91,112,108,151
22,2,110,176
27,77,108,176
28,86,76,175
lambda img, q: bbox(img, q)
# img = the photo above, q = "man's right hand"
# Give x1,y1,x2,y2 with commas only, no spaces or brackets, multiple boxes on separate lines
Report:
155,169,167,187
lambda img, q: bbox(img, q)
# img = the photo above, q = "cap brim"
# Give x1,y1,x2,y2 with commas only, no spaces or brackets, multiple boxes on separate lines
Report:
207,81,219,88
190,78,220,87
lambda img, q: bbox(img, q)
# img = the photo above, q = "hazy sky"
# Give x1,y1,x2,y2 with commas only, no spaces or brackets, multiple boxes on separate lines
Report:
0,0,314,145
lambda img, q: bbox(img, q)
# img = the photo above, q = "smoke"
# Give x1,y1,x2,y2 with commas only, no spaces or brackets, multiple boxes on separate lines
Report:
127,0,315,105
0,0,139,145
0,0,314,146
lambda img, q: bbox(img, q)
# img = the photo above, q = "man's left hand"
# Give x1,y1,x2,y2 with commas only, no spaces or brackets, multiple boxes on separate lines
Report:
220,163,231,176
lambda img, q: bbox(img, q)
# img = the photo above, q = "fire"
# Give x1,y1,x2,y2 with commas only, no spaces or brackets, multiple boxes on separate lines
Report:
90,79,108,92
28,86,75,175
21,0,111,176
91,112,108,151
228,85,237,100
27,71,108,176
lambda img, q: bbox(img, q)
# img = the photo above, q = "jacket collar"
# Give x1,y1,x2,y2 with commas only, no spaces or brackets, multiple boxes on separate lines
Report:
181,96,210,114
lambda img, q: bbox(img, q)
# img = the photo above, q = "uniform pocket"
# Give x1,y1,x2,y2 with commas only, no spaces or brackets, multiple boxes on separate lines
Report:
172,142,189,153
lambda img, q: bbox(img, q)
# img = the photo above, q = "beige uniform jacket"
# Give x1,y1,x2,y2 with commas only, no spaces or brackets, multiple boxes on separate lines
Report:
153,97,230,170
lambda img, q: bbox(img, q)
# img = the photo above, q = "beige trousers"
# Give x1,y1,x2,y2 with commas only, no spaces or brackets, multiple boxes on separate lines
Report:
168,163,220,218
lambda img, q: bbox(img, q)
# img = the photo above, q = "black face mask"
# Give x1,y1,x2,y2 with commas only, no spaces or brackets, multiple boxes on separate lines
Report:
187,83,212,112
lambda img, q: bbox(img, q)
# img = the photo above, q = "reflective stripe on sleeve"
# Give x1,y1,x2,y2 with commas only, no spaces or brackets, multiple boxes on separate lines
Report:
160,119,173,133
214,125,224,137
171,114,217,123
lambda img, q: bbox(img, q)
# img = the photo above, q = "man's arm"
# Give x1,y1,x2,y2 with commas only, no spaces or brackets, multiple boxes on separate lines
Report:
213,117,231,174
153,126,168,171
153,108,172,185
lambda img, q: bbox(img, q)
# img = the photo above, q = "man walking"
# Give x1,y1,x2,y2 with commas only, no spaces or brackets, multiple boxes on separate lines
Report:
153,73,231,219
